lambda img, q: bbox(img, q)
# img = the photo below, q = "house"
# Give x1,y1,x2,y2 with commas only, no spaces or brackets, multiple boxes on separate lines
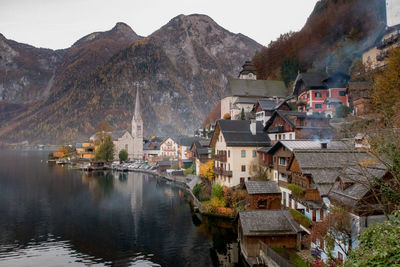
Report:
160,137,178,159
143,137,163,162
293,72,350,117
190,139,212,176
286,149,373,223
245,181,281,210
211,120,270,187
177,136,205,161
314,165,389,262
266,140,351,211
238,209,302,265
253,98,291,126
264,110,332,143
347,81,373,116
76,141,95,159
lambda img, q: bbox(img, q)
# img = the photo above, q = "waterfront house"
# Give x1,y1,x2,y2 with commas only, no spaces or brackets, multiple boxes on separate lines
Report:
190,139,212,176
264,110,332,143
244,181,281,210
293,72,350,118
210,120,270,187
238,209,302,264
177,136,205,168
76,141,95,159
143,137,162,162
160,137,178,159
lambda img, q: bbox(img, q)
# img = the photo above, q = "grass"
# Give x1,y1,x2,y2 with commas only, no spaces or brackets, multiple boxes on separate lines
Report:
273,248,309,267
290,208,312,228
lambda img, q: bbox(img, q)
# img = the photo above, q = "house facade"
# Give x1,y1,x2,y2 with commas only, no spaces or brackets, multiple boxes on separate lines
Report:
253,98,291,126
191,139,212,176
245,181,281,210
160,137,178,159
264,110,332,144
211,120,270,187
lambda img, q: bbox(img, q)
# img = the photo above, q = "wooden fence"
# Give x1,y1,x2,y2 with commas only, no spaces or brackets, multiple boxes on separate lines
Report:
259,241,292,267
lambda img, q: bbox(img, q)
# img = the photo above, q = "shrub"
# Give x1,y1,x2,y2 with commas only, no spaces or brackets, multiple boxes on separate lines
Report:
288,184,304,196
335,104,351,118
118,149,128,161
210,196,226,208
184,166,194,175
290,208,312,228
192,184,201,200
171,164,179,170
211,184,224,199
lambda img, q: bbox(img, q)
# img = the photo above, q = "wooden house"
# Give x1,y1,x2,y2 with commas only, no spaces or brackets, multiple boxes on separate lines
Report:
264,110,332,144
244,181,281,210
253,98,291,126
190,139,212,176
238,210,302,264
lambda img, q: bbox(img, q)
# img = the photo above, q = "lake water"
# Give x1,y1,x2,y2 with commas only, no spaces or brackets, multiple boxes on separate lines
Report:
0,151,240,266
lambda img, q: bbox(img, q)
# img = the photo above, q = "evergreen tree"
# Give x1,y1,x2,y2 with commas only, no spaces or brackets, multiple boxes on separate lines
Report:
240,108,245,120
118,149,128,161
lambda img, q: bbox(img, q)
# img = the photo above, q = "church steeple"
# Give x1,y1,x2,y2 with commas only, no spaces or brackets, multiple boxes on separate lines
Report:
134,86,142,121
131,85,143,159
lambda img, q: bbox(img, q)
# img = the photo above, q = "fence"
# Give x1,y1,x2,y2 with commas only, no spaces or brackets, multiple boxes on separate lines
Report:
259,241,292,267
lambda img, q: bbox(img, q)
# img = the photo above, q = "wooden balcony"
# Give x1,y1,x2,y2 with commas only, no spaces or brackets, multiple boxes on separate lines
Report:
214,154,227,162
213,167,232,177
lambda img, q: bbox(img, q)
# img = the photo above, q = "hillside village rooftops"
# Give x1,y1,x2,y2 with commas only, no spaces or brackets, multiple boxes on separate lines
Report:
239,210,302,236
216,120,270,147
268,140,352,154
245,181,281,195
229,79,289,98
257,99,287,111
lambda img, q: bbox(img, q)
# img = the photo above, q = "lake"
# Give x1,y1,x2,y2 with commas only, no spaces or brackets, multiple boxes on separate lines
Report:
0,151,240,267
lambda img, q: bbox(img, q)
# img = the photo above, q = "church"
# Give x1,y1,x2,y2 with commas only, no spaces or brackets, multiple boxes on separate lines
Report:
112,88,143,160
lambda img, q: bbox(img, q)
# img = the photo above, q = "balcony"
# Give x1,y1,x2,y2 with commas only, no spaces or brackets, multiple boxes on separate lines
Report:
213,167,232,177
214,154,227,162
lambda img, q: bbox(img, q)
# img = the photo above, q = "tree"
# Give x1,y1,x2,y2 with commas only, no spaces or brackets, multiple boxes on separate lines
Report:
335,104,351,118
345,211,400,266
240,108,245,120
223,113,231,120
119,149,128,161
95,120,113,133
249,159,270,181
304,207,354,263
95,134,114,162
281,57,302,87
199,160,214,182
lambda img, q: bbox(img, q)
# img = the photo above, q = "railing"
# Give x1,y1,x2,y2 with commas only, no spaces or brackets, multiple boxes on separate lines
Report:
214,154,227,162
213,167,232,177
259,241,292,267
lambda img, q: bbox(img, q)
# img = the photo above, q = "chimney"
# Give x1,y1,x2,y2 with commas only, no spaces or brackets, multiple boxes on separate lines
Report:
321,142,328,149
250,120,257,135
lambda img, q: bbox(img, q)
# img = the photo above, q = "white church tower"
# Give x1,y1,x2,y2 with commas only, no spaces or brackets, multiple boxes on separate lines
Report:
131,87,143,159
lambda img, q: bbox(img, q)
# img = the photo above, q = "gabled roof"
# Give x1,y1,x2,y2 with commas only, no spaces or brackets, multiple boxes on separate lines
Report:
264,110,331,133
293,72,328,95
177,136,205,147
239,210,302,236
213,120,270,147
160,137,176,146
245,181,281,194
229,79,289,98
267,140,352,155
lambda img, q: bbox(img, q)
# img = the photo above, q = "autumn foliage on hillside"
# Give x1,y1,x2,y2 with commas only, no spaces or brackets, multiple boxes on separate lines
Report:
253,0,385,85
202,101,221,127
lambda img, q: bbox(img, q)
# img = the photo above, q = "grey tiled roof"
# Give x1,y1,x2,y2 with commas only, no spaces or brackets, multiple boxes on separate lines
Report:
229,79,289,98
233,97,259,105
329,184,370,207
245,181,281,194
239,210,302,236
218,120,270,147
177,136,205,147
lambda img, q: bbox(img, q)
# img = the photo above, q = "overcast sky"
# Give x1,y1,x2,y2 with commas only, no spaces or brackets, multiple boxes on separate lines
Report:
0,0,319,50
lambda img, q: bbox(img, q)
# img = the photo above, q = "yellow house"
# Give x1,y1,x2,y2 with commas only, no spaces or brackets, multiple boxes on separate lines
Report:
210,120,270,187
76,141,95,159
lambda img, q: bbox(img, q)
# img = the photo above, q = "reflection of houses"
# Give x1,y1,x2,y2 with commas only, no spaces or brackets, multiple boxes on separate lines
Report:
238,210,302,265
190,139,212,176
160,137,178,159
211,120,270,187
264,110,332,143
76,141,95,159
293,72,349,117
245,181,281,210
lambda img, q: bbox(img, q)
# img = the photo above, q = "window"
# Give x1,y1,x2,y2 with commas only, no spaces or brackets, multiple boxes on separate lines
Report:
279,173,287,181
289,133,293,140
241,165,246,172
252,150,256,157
228,163,230,171
125,144,128,151
315,103,322,109
241,150,246,158
279,157,286,166
339,91,346,96
326,91,330,97
275,134,278,140
314,92,322,97
278,134,281,140
228,150,230,158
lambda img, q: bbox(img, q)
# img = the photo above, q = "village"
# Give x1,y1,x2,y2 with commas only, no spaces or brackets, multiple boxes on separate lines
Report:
44,18,400,266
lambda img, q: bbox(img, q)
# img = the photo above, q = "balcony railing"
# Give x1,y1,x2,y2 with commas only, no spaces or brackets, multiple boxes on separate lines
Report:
214,154,227,162
213,167,232,177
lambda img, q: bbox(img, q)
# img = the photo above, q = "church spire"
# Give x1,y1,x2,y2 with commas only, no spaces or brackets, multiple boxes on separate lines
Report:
134,85,141,121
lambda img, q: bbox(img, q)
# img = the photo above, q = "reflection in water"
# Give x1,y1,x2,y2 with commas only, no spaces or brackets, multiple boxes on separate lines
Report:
0,151,241,266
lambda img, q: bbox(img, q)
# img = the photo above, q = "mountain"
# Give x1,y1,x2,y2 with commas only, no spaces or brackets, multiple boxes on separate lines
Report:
253,0,386,83
0,14,261,144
